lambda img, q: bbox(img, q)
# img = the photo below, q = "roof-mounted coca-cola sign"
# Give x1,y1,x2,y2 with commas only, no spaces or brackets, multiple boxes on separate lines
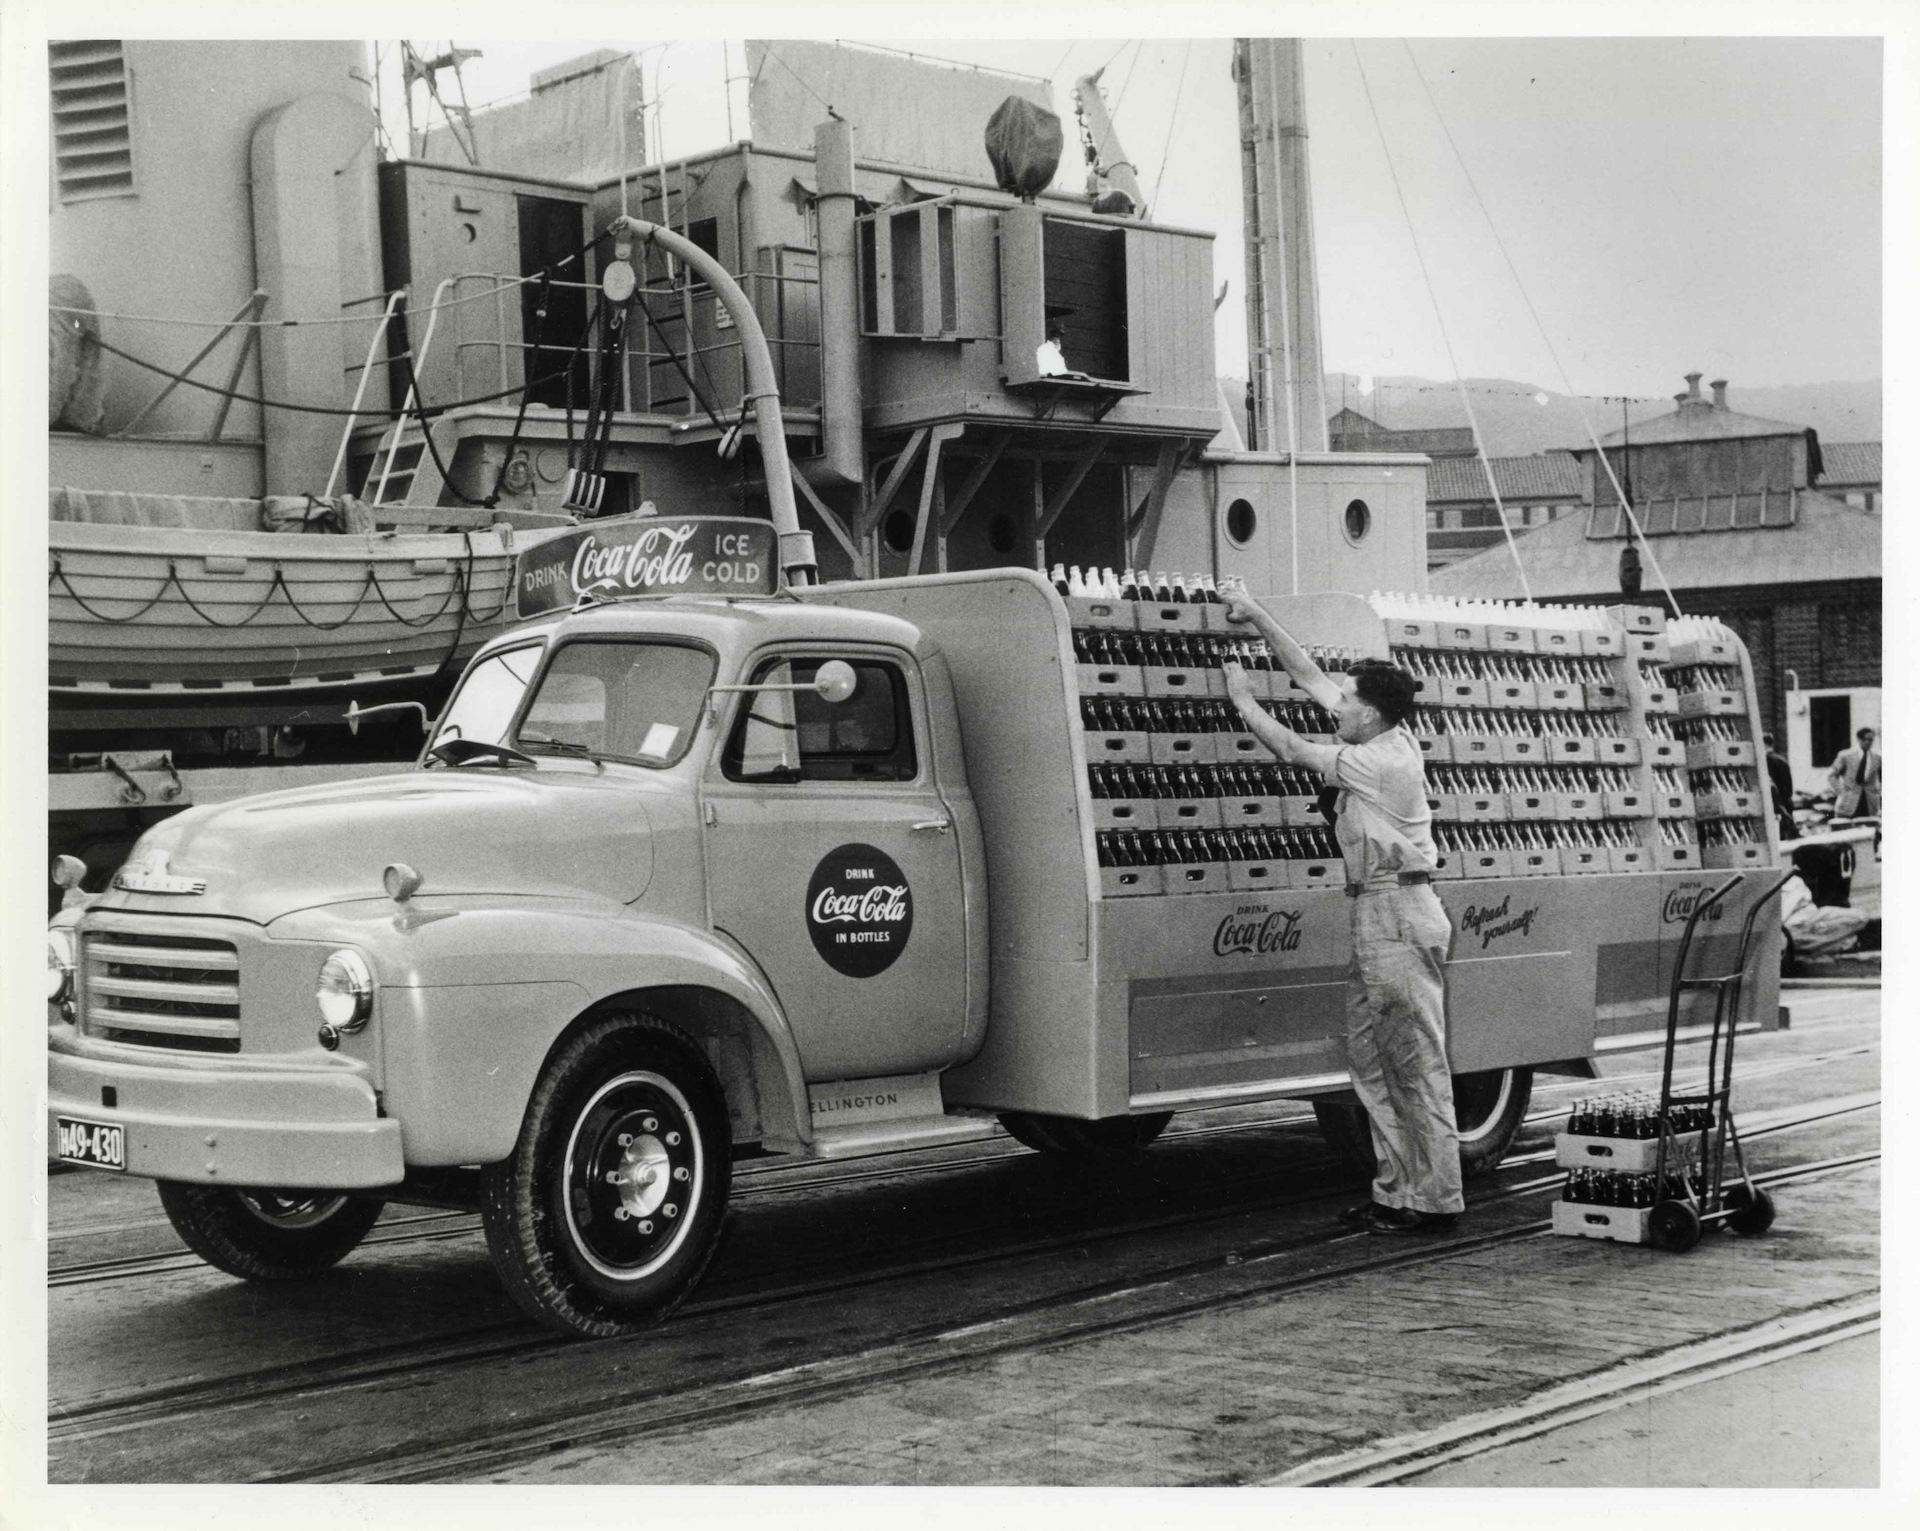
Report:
515,513,777,617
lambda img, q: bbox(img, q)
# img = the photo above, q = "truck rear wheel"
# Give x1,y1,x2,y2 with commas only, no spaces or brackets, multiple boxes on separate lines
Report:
998,1110,1173,1158
480,1012,731,1339
1312,1066,1533,1179
156,1182,385,1280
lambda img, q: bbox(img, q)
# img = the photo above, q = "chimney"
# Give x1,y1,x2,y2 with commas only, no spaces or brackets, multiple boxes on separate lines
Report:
1710,378,1728,410
1684,371,1703,402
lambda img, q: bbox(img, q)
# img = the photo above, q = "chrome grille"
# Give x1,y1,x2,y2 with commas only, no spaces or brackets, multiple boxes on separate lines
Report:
82,928,241,1053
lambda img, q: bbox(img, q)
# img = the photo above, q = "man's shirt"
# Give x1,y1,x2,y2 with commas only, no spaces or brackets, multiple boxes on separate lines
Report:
1319,725,1439,887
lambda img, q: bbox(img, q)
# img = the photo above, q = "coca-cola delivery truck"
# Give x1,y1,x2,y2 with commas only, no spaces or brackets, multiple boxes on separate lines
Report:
46,509,1783,1337
45,224,1782,1338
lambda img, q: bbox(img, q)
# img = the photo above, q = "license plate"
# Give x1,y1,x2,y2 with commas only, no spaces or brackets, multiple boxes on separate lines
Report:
56,1116,126,1171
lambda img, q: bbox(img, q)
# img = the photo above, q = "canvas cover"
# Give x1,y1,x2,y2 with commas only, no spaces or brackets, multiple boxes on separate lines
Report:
983,96,1064,200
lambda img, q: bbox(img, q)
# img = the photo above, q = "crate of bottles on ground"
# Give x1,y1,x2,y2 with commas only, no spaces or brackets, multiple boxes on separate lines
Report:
1552,1090,1713,1245
1057,571,1774,893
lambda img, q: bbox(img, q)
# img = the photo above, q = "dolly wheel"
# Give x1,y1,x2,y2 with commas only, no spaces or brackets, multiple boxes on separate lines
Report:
1649,1198,1703,1253
1724,1184,1777,1236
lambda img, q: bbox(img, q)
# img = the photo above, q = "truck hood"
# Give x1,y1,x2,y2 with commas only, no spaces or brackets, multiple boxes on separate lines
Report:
100,767,654,923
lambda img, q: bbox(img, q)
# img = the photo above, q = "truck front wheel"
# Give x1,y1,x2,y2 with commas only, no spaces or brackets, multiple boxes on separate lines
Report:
156,1183,385,1280
998,1110,1173,1158
480,1012,732,1339
1312,1066,1534,1179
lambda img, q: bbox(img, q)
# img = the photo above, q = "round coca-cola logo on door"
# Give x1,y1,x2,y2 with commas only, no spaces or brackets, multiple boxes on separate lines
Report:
805,843,913,978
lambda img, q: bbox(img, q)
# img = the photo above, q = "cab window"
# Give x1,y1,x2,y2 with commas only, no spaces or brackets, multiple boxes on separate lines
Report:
431,643,543,751
517,639,715,766
723,656,917,783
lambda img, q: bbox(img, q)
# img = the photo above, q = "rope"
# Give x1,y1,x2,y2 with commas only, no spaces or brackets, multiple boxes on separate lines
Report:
631,289,731,434
47,248,596,331
1399,41,1682,615
1350,42,1533,603
87,331,570,418
51,552,484,634
1147,41,1194,219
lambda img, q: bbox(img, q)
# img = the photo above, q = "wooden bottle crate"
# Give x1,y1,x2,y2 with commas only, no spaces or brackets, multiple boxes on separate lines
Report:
1137,600,1206,634
1560,845,1609,873
1546,735,1600,764
1214,731,1268,764
1227,860,1286,893
1551,1201,1651,1245
1579,628,1626,658
1165,861,1226,894
1076,662,1145,697
1459,848,1515,880
1083,729,1151,764
1607,603,1667,634
1606,845,1651,873
1516,846,1563,876
1065,595,1138,630
1218,795,1283,826
1099,864,1165,898
1487,623,1539,654
1149,731,1216,765
1655,843,1699,869
1670,634,1739,668
1701,842,1769,870
1383,617,1439,648
1091,798,1158,831
1628,631,1672,664
1678,689,1744,718
1436,619,1490,651
1596,737,1643,765
1287,859,1343,893
1489,677,1539,710
1142,664,1222,700
1536,681,1586,710
1415,734,1455,764
1500,733,1549,764
1685,739,1754,770
1161,798,1223,831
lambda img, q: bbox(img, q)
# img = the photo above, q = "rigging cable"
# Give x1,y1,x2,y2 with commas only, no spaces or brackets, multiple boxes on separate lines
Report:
1349,41,1534,604
1147,40,1195,219
1399,40,1683,615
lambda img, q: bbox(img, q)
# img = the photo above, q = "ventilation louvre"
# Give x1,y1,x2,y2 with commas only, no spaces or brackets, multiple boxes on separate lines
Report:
51,40,134,203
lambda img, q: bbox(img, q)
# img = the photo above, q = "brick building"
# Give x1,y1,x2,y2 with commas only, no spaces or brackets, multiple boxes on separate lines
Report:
1424,451,1584,569
1432,375,1879,791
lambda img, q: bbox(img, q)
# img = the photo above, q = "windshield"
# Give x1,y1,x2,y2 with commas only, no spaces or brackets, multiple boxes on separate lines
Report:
514,639,715,767
430,643,543,753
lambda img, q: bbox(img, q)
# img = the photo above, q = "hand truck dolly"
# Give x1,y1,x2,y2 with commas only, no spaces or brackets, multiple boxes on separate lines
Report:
1647,870,1795,1252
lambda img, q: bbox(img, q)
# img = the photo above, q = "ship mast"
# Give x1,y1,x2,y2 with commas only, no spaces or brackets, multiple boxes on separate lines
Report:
1235,39,1329,454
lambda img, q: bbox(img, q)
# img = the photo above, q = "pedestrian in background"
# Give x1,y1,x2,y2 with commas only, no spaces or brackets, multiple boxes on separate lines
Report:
1219,587,1463,1235
1763,733,1797,842
1828,727,1880,820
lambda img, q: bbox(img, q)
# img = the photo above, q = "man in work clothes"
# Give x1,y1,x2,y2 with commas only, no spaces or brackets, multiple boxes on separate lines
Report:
1827,727,1880,819
1220,589,1463,1233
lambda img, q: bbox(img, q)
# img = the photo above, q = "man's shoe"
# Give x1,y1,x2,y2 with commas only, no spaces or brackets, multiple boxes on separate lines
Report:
1338,1202,1384,1230
1365,1205,1459,1235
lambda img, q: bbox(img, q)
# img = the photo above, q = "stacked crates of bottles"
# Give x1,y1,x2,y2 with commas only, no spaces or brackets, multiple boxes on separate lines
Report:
1063,565,1349,897
1662,615,1770,870
1376,593,1663,879
1551,1090,1711,1244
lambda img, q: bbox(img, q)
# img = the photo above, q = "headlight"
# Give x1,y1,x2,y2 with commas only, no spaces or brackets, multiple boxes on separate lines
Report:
47,929,75,1006
316,949,374,1033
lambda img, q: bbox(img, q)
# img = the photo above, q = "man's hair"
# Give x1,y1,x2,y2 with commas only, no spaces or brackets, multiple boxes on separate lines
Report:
1348,658,1419,728
1858,727,1875,741
1762,733,1776,748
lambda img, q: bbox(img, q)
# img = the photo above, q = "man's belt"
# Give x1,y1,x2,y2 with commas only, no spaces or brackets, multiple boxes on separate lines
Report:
1344,871,1433,897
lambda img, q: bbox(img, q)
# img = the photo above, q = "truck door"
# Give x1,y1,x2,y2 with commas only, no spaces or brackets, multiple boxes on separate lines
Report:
701,648,970,1081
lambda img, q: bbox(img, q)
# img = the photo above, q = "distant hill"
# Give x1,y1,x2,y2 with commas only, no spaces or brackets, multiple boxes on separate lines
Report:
1223,376,1881,457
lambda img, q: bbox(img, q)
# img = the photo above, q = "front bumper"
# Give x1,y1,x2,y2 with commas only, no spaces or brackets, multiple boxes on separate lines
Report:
48,1033,404,1189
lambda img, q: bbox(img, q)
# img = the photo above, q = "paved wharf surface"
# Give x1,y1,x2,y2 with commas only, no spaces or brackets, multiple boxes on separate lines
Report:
492,1117,1879,1485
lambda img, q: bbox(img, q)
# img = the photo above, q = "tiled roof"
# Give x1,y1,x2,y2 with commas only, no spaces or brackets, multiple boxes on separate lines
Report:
1593,399,1808,446
1818,441,1881,487
1426,451,1583,505
1429,490,1879,600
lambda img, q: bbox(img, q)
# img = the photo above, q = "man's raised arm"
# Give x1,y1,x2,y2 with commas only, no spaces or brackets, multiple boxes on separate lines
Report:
1219,587,1344,712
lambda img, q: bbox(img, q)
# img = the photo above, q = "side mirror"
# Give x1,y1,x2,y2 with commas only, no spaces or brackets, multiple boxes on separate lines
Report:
346,699,430,736
814,659,858,705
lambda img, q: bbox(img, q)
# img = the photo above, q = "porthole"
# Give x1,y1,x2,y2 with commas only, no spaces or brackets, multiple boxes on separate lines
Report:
1225,498,1258,548
882,509,916,555
1343,498,1372,545
987,513,1018,555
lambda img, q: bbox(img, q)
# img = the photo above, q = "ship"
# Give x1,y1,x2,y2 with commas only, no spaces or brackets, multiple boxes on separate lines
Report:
47,37,1427,894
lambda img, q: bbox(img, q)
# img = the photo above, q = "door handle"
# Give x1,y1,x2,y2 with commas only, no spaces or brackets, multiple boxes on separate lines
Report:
911,818,951,834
